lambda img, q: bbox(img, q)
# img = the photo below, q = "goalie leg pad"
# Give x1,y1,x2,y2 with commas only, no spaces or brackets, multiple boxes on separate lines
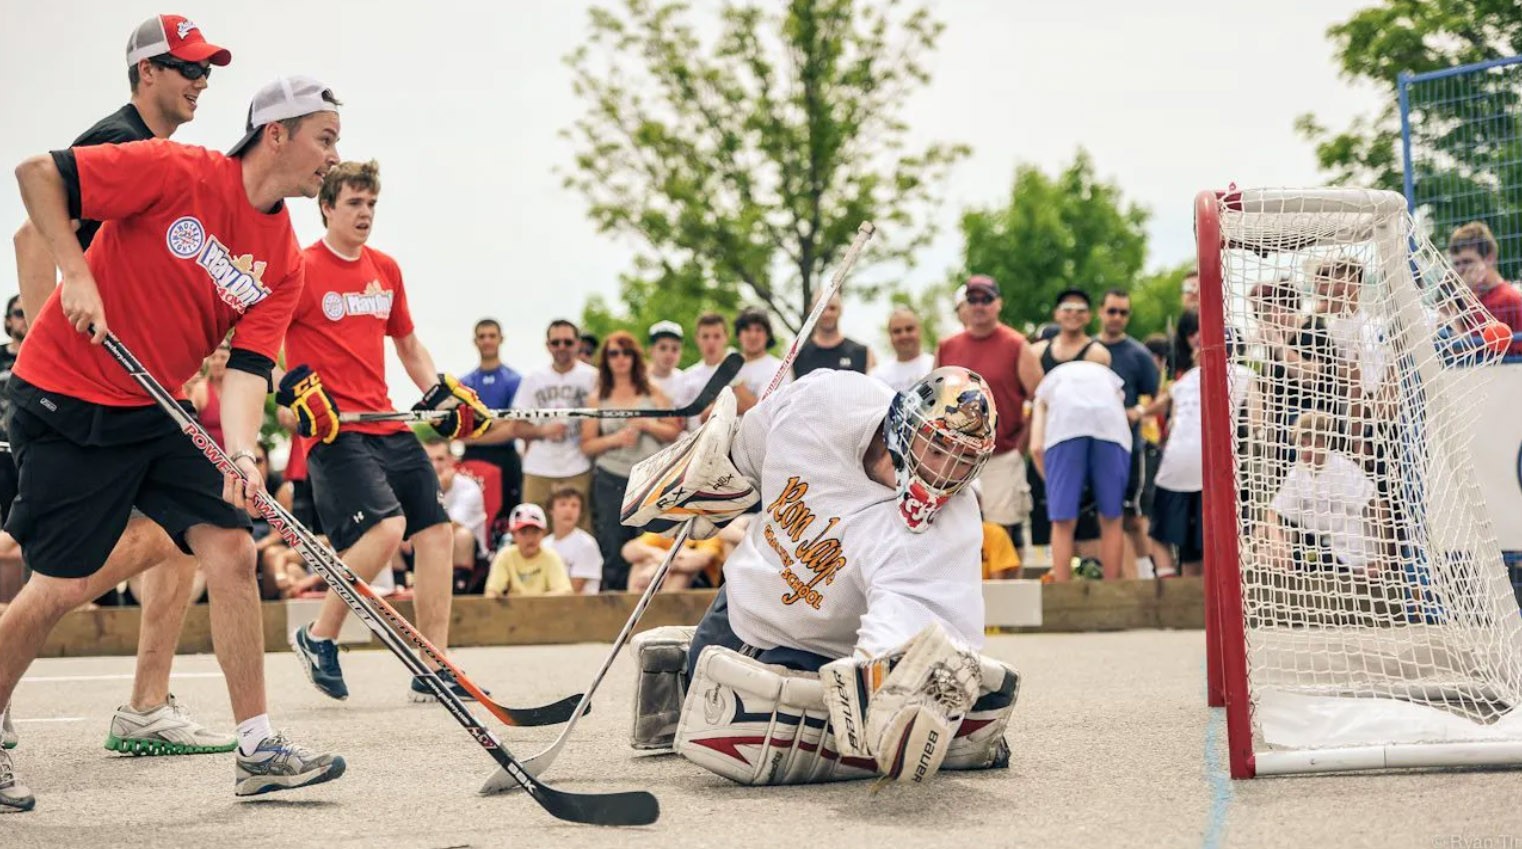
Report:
944,655,1020,771
820,622,982,784
631,625,696,750
675,645,876,785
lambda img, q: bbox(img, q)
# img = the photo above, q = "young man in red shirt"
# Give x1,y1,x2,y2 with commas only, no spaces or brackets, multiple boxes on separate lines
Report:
0,76,349,812
280,160,491,703
1448,221,1522,356
6,13,238,760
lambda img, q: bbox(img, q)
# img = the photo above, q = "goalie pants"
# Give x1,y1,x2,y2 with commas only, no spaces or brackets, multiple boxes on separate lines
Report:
688,585,832,678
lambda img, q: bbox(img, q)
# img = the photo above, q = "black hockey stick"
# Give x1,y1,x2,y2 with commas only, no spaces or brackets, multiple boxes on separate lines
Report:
339,352,744,425
98,332,657,825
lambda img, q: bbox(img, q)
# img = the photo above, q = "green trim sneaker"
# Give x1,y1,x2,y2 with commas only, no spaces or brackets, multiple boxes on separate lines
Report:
0,747,34,813
104,694,237,756
2,702,16,749
234,733,346,797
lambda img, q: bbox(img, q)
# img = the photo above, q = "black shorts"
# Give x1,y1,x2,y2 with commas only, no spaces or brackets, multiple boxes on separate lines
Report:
308,431,448,552
289,478,325,536
1148,486,1204,563
1124,442,1160,517
4,406,249,579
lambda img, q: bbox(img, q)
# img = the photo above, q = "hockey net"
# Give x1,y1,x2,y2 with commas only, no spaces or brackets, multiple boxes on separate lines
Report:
1195,187,1522,777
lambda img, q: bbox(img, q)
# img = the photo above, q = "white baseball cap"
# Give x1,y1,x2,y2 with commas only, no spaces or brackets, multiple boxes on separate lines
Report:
648,320,683,342
508,503,547,531
228,76,339,157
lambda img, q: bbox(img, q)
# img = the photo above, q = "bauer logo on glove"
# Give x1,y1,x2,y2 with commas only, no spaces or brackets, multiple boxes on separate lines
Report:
276,364,341,444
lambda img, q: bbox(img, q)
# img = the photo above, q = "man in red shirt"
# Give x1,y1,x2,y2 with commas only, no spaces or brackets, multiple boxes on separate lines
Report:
0,75,348,812
280,160,490,704
935,275,1043,546
7,13,238,759
1448,221,1522,356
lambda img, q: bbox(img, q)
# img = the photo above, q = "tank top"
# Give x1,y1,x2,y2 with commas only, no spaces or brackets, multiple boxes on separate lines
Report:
1039,338,1099,374
793,337,869,378
595,395,663,478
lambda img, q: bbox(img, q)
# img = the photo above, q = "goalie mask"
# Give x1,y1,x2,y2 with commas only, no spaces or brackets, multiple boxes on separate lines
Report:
883,367,996,532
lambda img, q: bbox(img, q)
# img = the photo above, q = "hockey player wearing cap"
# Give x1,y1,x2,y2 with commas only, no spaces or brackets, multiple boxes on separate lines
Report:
281,159,492,705
621,367,1021,786
0,75,348,811
4,14,239,775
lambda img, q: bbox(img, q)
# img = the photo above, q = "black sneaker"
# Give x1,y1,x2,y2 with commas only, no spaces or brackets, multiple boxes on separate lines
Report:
289,625,349,700
409,668,488,703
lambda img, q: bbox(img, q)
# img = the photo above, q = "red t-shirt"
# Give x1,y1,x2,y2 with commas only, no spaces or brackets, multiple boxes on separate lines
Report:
281,241,414,435
936,324,1029,454
1478,281,1522,356
17,140,303,405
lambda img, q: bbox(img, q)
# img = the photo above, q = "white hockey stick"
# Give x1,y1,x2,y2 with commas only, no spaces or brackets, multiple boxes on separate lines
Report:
480,221,877,794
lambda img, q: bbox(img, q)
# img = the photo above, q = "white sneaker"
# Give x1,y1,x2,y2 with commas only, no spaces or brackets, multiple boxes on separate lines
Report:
0,747,33,812
234,732,346,796
104,694,237,756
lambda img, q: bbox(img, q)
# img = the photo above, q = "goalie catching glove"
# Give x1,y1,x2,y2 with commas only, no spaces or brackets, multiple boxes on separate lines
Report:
276,365,341,444
621,386,757,539
415,373,492,439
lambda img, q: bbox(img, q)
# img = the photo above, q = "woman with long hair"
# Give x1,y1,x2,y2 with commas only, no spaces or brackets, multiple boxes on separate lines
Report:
580,331,684,591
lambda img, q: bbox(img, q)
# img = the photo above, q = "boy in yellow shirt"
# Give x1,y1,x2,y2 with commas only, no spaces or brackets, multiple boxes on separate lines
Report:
484,504,573,597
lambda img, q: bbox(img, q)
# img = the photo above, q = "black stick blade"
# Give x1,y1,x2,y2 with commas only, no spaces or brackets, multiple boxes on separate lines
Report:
676,352,744,417
538,785,660,827
491,693,588,727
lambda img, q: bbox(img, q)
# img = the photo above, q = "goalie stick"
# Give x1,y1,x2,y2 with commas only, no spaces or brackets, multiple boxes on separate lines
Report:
481,220,877,794
97,332,656,825
338,352,744,425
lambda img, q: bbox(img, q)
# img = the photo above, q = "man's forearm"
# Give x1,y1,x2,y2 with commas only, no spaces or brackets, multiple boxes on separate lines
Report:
393,334,439,394
220,369,269,455
15,156,88,280
13,221,58,322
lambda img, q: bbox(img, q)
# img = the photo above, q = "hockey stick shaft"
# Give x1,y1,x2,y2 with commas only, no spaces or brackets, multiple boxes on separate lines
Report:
339,352,743,425
486,221,876,792
94,334,575,727
98,332,656,824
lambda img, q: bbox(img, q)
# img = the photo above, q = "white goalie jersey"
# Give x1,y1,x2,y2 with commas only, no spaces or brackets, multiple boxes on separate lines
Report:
723,370,986,660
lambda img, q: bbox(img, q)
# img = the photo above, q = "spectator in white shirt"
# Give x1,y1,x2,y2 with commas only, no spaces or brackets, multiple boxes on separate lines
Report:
541,486,604,594
647,320,687,402
424,436,487,576
681,312,749,430
1263,411,1387,574
733,306,788,410
869,306,934,393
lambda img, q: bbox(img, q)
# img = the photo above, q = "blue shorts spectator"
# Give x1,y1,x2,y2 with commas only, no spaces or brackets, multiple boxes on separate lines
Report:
1043,436,1130,521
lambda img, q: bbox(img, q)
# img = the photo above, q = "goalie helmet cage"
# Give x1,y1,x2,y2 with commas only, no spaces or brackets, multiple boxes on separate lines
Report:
1193,187,1522,778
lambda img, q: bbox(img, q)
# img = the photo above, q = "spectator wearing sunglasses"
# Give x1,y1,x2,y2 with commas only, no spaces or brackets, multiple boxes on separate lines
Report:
934,275,1044,548
499,320,599,530
579,332,684,590
1,14,236,780
1097,290,1161,577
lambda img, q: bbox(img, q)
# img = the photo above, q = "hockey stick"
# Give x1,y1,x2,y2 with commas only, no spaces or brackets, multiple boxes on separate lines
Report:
338,352,743,425
98,332,656,824
481,221,877,794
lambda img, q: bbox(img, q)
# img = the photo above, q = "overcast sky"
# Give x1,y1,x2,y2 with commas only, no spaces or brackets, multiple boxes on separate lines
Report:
0,0,1385,390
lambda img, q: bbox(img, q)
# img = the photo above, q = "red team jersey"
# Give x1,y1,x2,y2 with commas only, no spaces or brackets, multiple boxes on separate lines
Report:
16,140,303,405
281,241,414,435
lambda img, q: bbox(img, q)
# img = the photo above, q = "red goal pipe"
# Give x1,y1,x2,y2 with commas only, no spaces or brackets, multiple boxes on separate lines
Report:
1194,190,1256,779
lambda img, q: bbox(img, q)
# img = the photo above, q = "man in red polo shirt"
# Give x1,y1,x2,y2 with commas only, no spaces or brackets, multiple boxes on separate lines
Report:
1448,221,1522,356
935,275,1044,547
0,76,349,812
279,159,490,704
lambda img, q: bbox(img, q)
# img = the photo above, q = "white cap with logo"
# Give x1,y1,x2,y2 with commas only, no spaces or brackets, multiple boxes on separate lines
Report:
508,503,547,531
229,76,339,157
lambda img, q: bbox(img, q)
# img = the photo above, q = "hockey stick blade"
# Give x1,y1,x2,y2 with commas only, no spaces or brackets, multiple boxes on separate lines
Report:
488,692,587,727
338,352,744,425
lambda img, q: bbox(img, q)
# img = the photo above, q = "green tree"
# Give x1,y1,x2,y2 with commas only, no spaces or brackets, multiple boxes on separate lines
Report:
566,0,969,345
1296,1,1521,276
954,150,1150,333
1127,261,1193,343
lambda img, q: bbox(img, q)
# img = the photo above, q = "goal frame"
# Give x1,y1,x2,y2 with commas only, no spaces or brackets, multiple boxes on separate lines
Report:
1195,187,1522,779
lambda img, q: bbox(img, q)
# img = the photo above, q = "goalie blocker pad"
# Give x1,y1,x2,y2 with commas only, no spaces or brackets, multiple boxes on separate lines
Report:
673,643,1019,785
631,625,696,750
620,387,758,539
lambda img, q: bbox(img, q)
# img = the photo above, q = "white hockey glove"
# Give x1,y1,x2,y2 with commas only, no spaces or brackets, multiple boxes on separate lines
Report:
621,387,758,540
820,622,982,784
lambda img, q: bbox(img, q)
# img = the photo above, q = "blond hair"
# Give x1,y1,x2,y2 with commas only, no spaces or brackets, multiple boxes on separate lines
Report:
1292,411,1338,447
1448,221,1498,260
318,160,381,226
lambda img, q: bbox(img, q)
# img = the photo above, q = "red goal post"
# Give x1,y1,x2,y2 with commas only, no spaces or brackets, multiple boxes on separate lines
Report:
1194,187,1522,779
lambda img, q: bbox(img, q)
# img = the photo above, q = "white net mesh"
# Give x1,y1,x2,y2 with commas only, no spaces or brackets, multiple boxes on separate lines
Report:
1208,188,1522,756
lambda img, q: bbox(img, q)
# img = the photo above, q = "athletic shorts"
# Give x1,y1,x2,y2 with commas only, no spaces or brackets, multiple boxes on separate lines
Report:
1043,437,1130,522
1124,441,1160,517
980,449,1032,526
1148,486,1204,563
4,406,248,579
289,478,325,536
308,431,449,552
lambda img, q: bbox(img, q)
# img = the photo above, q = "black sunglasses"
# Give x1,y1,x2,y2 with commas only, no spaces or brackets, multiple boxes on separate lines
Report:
8,309,24,319
605,348,636,359
150,55,213,81
965,295,996,305
548,338,577,348
1105,308,1131,316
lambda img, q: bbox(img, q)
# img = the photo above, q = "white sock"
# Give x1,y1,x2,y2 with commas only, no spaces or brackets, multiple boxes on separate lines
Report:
236,714,274,756
1136,556,1156,579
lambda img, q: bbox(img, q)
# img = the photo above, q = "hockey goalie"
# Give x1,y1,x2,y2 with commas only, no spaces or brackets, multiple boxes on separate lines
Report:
621,367,1020,786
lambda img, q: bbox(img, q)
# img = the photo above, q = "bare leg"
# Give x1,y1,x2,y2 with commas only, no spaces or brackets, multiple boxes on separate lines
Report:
0,575,98,712
1152,541,1177,577
1098,515,1125,581
1123,514,1152,576
1180,559,1204,578
187,525,265,722
450,526,475,571
113,523,197,710
407,522,453,664
0,533,23,604
1050,520,1076,582
308,517,404,640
